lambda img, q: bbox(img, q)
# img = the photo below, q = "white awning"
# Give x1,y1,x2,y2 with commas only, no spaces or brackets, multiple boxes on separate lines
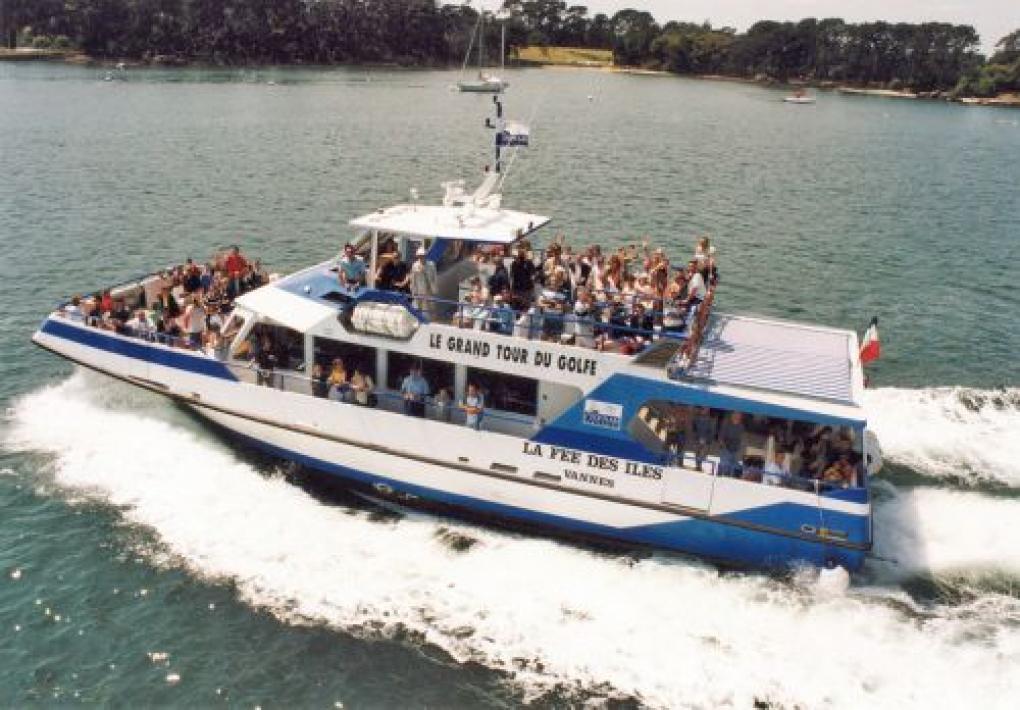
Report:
349,204,550,244
234,285,337,333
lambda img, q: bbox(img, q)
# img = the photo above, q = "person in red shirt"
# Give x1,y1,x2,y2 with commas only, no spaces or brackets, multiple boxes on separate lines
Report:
224,245,248,298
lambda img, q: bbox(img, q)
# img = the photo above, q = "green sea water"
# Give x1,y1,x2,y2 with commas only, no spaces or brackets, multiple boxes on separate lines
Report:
1,63,1019,708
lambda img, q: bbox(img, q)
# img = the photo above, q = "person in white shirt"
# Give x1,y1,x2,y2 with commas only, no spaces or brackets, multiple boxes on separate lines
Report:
762,451,789,486
409,246,438,316
182,296,207,347
126,309,154,334
684,261,707,305
63,295,85,322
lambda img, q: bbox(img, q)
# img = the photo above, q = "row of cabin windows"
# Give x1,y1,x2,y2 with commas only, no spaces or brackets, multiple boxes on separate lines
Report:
312,336,538,417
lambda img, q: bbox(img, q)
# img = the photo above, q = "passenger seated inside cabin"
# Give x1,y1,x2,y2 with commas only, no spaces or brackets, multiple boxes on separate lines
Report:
350,365,375,406
255,333,278,387
327,357,349,401
692,406,715,471
762,451,789,486
400,364,430,418
822,454,857,488
311,362,329,398
717,412,745,476
434,387,453,422
460,382,485,431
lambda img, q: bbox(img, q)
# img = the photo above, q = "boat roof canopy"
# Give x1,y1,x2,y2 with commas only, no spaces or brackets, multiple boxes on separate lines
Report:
683,313,864,411
349,204,551,244
234,283,337,332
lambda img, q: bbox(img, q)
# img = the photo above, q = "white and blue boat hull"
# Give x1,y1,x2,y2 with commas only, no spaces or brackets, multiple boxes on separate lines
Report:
33,316,871,572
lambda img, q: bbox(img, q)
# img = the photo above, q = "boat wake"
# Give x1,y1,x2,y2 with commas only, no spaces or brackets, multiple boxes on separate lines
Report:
4,372,1020,708
865,386,1020,487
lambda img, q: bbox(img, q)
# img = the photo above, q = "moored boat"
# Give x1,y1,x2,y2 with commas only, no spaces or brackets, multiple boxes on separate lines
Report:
457,13,508,93
784,89,816,104
33,98,880,572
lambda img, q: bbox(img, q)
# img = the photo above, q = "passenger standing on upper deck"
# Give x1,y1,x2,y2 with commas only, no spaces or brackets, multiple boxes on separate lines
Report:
718,411,745,476
487,259,511,300
64,295,85,322
401,364,430,418
182,295,207,347
684,261,708,307
409,247,437,316
225,245,248,298
338,243,367,291
510,245,537,309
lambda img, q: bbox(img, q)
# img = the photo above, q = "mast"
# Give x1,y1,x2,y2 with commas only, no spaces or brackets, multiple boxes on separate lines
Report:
478,13,485,71
500,21,505,73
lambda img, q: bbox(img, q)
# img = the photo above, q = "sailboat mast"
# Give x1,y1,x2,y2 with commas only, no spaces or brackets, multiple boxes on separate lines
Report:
478,13,484,69
500,22,505,72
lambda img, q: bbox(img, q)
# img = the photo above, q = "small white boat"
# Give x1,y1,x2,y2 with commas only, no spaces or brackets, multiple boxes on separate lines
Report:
784,91,816,104
458,73,508,93
458,14,507,94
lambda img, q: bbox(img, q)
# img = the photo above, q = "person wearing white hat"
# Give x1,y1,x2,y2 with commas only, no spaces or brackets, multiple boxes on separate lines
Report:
409,245,437,317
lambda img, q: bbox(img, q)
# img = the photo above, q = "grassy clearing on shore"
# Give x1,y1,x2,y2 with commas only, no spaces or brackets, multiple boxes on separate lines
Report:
515,46,613,67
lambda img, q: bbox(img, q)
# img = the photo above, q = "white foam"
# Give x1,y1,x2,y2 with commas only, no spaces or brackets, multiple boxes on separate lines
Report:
5,372,1020,708
873,486,1020,578
865,387,1020,486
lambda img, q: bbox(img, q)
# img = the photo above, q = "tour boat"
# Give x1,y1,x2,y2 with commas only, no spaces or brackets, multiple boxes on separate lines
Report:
33,98,880,572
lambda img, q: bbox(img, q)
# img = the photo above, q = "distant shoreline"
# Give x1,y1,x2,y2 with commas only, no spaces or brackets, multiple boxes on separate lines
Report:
4,49,1016,107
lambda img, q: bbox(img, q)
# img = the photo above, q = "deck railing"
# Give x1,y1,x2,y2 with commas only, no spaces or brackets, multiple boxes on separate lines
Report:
222,360,536,437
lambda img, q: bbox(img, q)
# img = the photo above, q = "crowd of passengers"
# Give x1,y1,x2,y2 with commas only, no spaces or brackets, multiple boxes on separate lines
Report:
335,234,720,352
660,407,862,489
60,246,267,355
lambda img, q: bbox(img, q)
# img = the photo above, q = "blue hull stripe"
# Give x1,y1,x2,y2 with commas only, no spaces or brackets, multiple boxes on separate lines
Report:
41,318,237,381
227,426,865,571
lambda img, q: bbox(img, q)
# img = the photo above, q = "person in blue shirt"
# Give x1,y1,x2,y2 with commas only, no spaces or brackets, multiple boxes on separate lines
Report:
338,243,367,290
460,383,485,430
400,364,430,417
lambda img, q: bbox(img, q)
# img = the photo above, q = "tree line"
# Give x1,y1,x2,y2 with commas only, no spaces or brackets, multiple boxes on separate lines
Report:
2,0,1017,95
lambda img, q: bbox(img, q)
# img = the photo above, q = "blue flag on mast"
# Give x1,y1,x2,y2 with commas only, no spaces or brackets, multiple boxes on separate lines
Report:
497,120,530,147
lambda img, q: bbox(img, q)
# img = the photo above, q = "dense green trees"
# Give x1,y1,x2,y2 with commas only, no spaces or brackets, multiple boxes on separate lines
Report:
3,0,1015,95
953,30,1020,97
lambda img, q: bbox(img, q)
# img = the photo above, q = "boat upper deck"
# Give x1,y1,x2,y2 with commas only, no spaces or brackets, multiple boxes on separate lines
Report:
349,203,551,244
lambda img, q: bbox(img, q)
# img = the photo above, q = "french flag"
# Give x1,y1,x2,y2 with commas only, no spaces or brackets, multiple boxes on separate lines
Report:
860,317,881,365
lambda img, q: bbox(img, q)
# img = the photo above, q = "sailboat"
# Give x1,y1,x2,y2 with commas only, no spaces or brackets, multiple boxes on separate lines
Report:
458,14,508,93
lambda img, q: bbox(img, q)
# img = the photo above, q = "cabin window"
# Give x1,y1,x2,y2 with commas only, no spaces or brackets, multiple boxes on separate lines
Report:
313,338,377,379
437,240,471,271
630,400,864,490
238,322,305,371
386,352,455,396
466,367,538,417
